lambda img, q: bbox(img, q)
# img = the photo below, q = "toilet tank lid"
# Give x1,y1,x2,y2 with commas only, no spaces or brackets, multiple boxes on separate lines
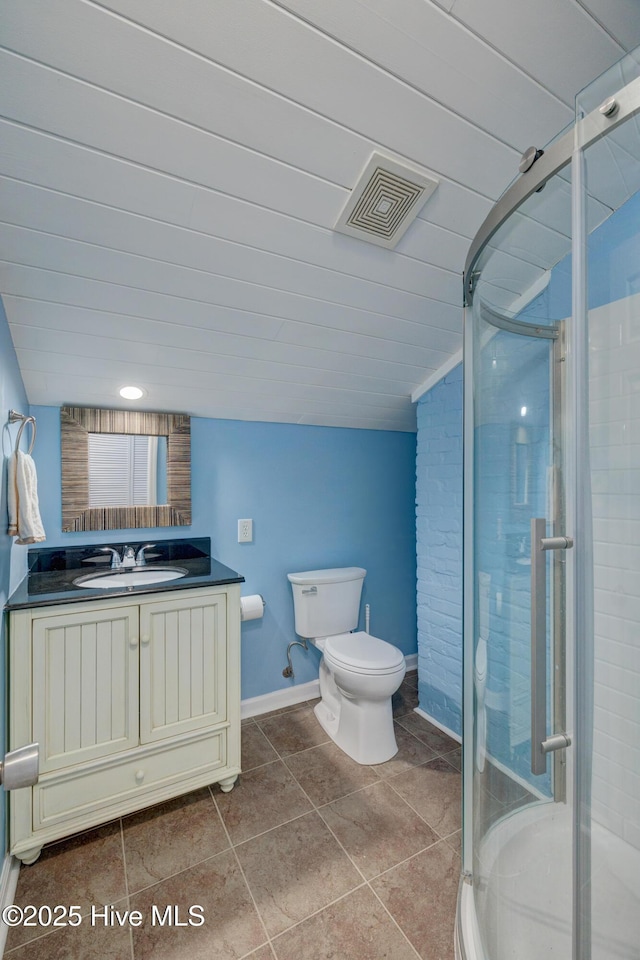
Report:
287,566,366,585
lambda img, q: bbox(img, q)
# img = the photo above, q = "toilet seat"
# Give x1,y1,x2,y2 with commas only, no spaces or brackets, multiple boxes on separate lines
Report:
323,631,405,675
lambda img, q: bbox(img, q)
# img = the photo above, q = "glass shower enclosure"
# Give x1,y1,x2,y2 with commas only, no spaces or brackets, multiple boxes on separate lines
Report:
456,48,640,960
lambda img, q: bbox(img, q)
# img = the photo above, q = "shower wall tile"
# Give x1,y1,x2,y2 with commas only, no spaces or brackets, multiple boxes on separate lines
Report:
589,294,640,852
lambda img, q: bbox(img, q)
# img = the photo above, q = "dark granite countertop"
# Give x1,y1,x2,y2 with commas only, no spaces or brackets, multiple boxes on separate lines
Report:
6,537,244,610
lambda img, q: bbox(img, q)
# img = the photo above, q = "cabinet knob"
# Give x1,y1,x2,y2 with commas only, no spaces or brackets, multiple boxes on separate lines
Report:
135,770,145,784
129,637,138,649
140,635,150,646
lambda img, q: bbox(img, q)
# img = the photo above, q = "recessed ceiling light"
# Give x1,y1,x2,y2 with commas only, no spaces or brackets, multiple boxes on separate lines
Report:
119,385,144,400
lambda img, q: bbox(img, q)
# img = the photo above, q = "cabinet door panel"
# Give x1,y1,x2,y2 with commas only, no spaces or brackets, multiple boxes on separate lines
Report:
140,593,227,743
33,607,139,773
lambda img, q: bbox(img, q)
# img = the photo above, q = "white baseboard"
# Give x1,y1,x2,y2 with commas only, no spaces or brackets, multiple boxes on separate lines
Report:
0,855,20,957
241,679,320,719
241,652,418,720
413,705,462,744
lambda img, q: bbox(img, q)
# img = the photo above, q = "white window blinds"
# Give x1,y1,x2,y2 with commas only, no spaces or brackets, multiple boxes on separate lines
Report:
88,434,158,507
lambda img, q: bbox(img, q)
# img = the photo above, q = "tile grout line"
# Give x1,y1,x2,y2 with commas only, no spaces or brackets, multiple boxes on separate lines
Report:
4,923,58,955
267,709,460,958
385,772,459,840
236,747,457,853
255,706,459,846
370,834,455,882
6,698,457,959
385,773,442,834
365,883,424,960
137,697,455,957
117,818,136,960
4,819,133,957
207,784,274,958
249,839,423,960
267,882,369,951
255,733,332,763
117,794,248,901
265,940,278,960
231,746,382,953
312,781,444,881
364,832,462,959
219,799,316,850
278,749,425,959
111,845,242,905
394,715,460,753
313,810,424,960
283,760,384,807
280,764,372,886
256,708,440,796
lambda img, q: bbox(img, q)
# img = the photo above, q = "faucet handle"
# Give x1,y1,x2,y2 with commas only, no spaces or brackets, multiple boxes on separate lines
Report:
135,544,156,566
99,547,122,569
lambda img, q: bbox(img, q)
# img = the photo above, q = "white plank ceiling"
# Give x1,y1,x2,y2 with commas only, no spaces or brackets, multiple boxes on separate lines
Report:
1,0,639,431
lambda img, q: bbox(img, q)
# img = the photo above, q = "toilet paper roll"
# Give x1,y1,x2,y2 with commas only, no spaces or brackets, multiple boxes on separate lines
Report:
240,594,265,622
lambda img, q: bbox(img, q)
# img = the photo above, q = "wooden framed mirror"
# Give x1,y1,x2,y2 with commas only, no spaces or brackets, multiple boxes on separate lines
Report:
61,407,191,532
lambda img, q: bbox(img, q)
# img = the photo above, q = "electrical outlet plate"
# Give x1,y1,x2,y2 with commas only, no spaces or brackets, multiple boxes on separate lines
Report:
238,519,253,543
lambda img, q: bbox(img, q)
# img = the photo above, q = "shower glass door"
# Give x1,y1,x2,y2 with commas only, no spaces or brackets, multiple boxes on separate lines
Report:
458,46,640,960
466,167,574,960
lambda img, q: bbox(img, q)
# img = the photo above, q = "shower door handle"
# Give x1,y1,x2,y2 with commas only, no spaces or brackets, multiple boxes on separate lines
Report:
530,518,573,775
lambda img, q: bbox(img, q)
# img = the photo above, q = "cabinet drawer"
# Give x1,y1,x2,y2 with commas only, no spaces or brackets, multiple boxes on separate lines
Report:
33,730,227,830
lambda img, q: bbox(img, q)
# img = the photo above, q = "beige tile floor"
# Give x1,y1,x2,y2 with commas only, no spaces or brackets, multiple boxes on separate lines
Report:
5,672,463,960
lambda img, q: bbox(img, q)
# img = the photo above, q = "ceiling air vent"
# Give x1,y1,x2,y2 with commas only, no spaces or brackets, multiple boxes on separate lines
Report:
334,153,439,249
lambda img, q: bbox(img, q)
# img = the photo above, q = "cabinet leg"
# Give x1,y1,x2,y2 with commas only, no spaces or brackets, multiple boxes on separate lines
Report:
15,847,42,865
218,775,238,793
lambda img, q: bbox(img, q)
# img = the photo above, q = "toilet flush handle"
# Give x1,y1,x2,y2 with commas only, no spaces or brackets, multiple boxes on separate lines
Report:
302,586,317,595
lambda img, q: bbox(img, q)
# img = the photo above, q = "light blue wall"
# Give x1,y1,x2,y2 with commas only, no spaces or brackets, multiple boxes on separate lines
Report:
32,406,417,701
0,301,30,859
415,365,463,736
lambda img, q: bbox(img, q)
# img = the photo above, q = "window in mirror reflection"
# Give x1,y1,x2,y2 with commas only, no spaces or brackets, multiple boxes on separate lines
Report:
88,434,168,507
512,425,530,506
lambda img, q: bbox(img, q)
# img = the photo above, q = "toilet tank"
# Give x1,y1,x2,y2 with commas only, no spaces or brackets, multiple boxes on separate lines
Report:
287,567,366,639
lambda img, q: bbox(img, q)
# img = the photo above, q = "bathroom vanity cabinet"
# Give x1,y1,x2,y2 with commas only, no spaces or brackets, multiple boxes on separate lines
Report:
8,583,241,864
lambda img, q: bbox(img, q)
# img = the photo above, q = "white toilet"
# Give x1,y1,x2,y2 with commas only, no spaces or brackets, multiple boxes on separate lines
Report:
287,566,406,765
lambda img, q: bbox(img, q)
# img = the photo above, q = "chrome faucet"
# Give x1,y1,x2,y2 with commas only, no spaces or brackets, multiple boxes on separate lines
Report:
99,547,123,569
135,544,156,566
99,543,156,569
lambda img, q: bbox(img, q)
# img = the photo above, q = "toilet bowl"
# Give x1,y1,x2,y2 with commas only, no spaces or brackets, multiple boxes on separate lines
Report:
287,567,407,765
315,631,406,764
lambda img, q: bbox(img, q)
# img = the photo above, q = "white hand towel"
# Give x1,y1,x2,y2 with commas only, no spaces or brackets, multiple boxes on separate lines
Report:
7,451,46,544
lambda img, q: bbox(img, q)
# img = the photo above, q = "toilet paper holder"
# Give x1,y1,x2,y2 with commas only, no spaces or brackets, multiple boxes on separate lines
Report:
240,594,266,622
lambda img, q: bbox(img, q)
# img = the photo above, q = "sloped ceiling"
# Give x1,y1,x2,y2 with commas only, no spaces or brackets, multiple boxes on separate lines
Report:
1,0,639,431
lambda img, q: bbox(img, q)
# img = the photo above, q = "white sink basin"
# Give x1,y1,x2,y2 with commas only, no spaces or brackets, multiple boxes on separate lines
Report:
74,566,188,589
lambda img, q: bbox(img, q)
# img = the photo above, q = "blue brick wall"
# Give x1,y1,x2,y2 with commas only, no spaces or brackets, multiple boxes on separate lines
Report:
416,364,463,736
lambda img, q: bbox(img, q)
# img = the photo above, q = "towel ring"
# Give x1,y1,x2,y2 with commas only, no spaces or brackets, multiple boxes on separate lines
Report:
9,412,37,456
